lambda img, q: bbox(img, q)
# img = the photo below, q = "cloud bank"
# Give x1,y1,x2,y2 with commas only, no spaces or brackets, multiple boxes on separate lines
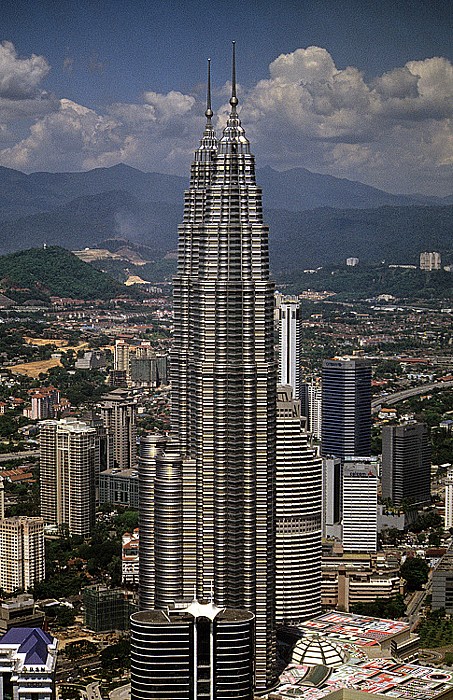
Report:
0,42,451,195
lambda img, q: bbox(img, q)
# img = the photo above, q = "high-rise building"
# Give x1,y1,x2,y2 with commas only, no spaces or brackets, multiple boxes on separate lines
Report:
114,338,130,372
278,296,301,400
138,433,167,610
342,457,378,553
322,456,342,538
165,49,276,688
381,422,431,507
130,602,254,700
275,386,322,624
445,468,453,530
321,358,372,459
39,418,98,536
307,378,322,439
0,515,45,593
420,251,441,271
100,388,137,469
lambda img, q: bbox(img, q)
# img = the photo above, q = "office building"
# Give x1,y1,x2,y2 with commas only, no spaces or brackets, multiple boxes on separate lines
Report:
322,555,401,612
83,585,135,632
39,418,98,536
130,354,168,388
275,385,322,624
130,601,254,700
167,50,276,688
278,296,301,400
432,546,453,613
341,457,378,553
381,422,431,507
0,595,45,632
322,456,342,538
0,516,45,593
445,468,453,530
0,628,58,700
321,358,372,458
100,388,137,469
99,467,139,508
420,251,441,271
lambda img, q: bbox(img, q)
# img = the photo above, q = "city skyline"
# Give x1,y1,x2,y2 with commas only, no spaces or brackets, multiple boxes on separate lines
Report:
0,0,452,195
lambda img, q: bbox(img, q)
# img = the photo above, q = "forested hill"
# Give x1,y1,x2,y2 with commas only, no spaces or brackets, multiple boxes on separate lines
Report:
0,246,133,302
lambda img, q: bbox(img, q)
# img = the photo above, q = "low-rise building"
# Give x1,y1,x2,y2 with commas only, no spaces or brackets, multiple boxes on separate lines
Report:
0,627,58,700
297,611,419,661
83,585,136,632
0,595,45,632
122,529,139,584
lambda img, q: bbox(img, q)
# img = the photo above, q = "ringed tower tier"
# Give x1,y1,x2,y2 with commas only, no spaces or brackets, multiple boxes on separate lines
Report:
170,48,277,688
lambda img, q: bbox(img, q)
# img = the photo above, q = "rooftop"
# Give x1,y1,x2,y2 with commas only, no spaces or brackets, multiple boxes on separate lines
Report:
270,658,453,699
0,627,55,666
299,612,410,647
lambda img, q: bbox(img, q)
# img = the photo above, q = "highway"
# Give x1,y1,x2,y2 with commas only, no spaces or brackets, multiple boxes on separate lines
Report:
372,379,453,414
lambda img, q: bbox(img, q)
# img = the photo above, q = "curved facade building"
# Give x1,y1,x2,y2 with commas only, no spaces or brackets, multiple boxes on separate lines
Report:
131,603,254,700
138,433,167,610
275,386,322,624
153,445,184,608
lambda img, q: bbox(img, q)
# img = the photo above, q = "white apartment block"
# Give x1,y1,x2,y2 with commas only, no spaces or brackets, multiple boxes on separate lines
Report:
40,418,98,536
445,468,453,530
0,517,45,593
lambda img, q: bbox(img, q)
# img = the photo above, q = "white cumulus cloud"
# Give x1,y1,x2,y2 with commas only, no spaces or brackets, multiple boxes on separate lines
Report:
0,43,451,195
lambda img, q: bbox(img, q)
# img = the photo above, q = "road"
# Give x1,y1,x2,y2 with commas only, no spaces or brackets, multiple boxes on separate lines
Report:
86,683,102,700
110,684,131,700
372,379,453,414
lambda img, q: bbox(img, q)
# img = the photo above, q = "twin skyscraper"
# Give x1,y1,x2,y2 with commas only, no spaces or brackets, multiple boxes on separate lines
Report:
132,46,277,695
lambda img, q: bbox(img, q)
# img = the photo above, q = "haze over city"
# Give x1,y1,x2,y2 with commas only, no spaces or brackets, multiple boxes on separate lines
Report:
0,0,452,195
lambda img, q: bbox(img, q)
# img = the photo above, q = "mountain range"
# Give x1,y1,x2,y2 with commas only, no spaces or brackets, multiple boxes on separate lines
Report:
0,163,452,272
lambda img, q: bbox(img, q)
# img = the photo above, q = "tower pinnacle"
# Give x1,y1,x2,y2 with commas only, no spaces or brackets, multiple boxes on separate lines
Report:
230,41,238,111
205,58,213,122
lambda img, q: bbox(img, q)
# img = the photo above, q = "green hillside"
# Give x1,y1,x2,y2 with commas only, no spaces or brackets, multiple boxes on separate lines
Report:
0,246,133,302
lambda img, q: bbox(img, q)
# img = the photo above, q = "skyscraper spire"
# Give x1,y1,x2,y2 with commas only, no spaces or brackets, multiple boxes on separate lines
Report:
230,40,238,111
205,58,213,123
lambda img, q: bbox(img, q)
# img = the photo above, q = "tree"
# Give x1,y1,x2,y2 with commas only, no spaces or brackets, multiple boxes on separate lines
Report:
400,557,429,592
56,605,76,627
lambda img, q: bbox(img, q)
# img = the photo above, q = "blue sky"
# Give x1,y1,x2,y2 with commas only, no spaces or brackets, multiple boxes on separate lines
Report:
0,0,452,195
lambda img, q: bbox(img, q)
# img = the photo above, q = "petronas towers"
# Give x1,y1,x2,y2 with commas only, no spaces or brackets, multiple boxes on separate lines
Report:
137,47,277,691
171,49,276,687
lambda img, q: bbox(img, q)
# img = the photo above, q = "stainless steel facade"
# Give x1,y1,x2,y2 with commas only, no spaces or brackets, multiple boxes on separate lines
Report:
275,386,322,624
131,604,254,700
138,433,167,610
169,51,276,688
